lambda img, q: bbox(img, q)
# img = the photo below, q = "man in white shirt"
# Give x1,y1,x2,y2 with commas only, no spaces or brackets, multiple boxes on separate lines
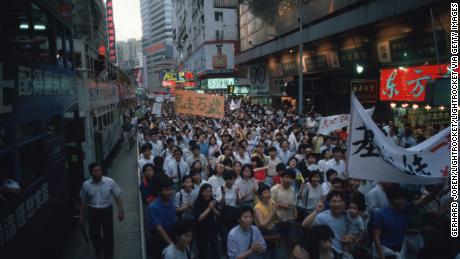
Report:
325,147,346,179
149,132,164,158
277,140,294,165
79,163,124,259
138,144,154,172
165,149,190,190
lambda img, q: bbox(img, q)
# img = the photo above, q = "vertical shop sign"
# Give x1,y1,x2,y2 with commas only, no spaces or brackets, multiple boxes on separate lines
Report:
106,0,117,62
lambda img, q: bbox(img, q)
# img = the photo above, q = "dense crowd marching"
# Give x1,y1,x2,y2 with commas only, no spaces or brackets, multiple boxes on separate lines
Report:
126,99,456,259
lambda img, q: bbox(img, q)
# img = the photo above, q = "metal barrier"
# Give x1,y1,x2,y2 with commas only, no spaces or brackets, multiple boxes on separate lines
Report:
136,136,147,259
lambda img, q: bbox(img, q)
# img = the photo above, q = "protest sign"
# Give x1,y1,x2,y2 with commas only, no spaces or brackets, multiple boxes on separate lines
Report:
347,93,450,184
317,109,373,135
174,90,225,119
153,103,162,115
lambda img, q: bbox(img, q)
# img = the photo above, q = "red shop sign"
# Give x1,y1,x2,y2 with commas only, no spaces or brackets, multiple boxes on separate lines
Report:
379,64,448,102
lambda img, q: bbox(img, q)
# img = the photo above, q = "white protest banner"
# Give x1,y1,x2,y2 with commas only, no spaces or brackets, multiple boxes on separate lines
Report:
153,103,162,115
317,109,374,135
230,99,241,111
347,93,450,184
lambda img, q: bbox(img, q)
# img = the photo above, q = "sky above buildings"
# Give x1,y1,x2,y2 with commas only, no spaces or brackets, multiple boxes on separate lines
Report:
112,0,142,41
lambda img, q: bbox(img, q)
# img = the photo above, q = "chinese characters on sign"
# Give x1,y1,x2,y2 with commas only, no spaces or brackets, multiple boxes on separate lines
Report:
174,90,225,118
0,182,50,248
379,64,449,101
106,0,117,62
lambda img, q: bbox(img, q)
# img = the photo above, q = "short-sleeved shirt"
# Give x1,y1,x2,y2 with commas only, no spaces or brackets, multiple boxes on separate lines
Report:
270,184,296,222
215,184,238,207
314,210,348,254
208,175,225,195
148,197,176,233
162,244,192,259
236,178,257,202
373,203,412,248
80,177,122,208
227,225,266,259
174,190,197,209
347,213,364,235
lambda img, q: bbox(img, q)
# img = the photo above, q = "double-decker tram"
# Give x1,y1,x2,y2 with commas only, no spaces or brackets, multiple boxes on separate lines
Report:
0,1,85,258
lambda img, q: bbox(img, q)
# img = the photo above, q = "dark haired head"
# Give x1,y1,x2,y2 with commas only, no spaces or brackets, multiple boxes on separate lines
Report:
166,137,175,144
287,157,298,166
387,186,406,201
268,147,277,153
257,183,271,196
197,183,213,199
241,164,254,178
251,156,263,168
223,170,237,181
275,163,286,172
238,205,254,219
181,175,193,184
191,145,200,151
141,163,155,175
188,140,197,147
282,168,296,178
157,175,173,190
140,143,152,153
307,170,321,182
222,157,233,167
298,143,308,154
326,190,345,203
171,219,194,243
153,156,164,167
325,169,338,181
348,194,366,212
88,162,102,173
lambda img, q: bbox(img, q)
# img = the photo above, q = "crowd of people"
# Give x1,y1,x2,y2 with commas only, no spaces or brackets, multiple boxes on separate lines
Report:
132,99,455,259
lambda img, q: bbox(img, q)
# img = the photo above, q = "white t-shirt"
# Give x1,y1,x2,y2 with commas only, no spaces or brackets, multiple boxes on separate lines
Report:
235,178,257,202
138,157,154,172
162,244,192,259
325,159,346,179
215,184,238,207
207,175,225,195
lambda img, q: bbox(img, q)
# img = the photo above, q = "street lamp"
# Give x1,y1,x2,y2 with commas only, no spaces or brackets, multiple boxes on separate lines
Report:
298,0,304,116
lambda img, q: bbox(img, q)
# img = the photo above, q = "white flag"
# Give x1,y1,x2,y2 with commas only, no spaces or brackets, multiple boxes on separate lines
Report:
347,93,449,184
317,108,374,135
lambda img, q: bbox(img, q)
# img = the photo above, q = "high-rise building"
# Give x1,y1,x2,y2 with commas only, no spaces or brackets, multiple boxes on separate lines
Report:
236,0,450,112
139,0,174,90
117,38,143,70
172,0,239,94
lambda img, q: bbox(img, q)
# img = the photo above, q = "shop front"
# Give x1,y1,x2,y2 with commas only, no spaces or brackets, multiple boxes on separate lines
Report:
379,64,450,136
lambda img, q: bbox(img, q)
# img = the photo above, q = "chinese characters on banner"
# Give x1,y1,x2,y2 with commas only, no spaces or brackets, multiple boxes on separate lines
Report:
174,90,225,119
379,64,449,101
317,109,374,136
106,0,117,62
348,93,450,184
0,182,50,248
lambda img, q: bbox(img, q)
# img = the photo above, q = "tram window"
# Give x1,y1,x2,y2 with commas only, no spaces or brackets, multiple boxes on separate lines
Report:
103,114,108,127
0,152,15,180
45,116,61,138
31,4,56,65
18,139,45,188
0,129,7,148
16,121,42,140
64,116,85,142
110,112,114,125
97,116,103,131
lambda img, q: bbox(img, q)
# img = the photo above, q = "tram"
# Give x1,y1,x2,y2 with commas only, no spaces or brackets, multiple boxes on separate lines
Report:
0,0,85,258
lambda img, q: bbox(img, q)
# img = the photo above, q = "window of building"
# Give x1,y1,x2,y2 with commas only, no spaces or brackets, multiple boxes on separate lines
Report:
214,11,223,22
215,30,220,41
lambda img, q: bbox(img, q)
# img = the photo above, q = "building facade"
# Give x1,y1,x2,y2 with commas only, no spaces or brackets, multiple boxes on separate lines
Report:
140,0,174,90
236,0,451,114
117,38,143,70
172,0,240,94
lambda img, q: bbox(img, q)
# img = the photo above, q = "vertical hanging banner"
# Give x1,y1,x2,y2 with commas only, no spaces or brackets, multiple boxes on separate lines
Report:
106,0,117,62
174,90,225,119
348,93,450,184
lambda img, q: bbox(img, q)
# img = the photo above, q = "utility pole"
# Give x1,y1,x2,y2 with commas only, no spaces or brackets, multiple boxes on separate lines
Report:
298,0,304,116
